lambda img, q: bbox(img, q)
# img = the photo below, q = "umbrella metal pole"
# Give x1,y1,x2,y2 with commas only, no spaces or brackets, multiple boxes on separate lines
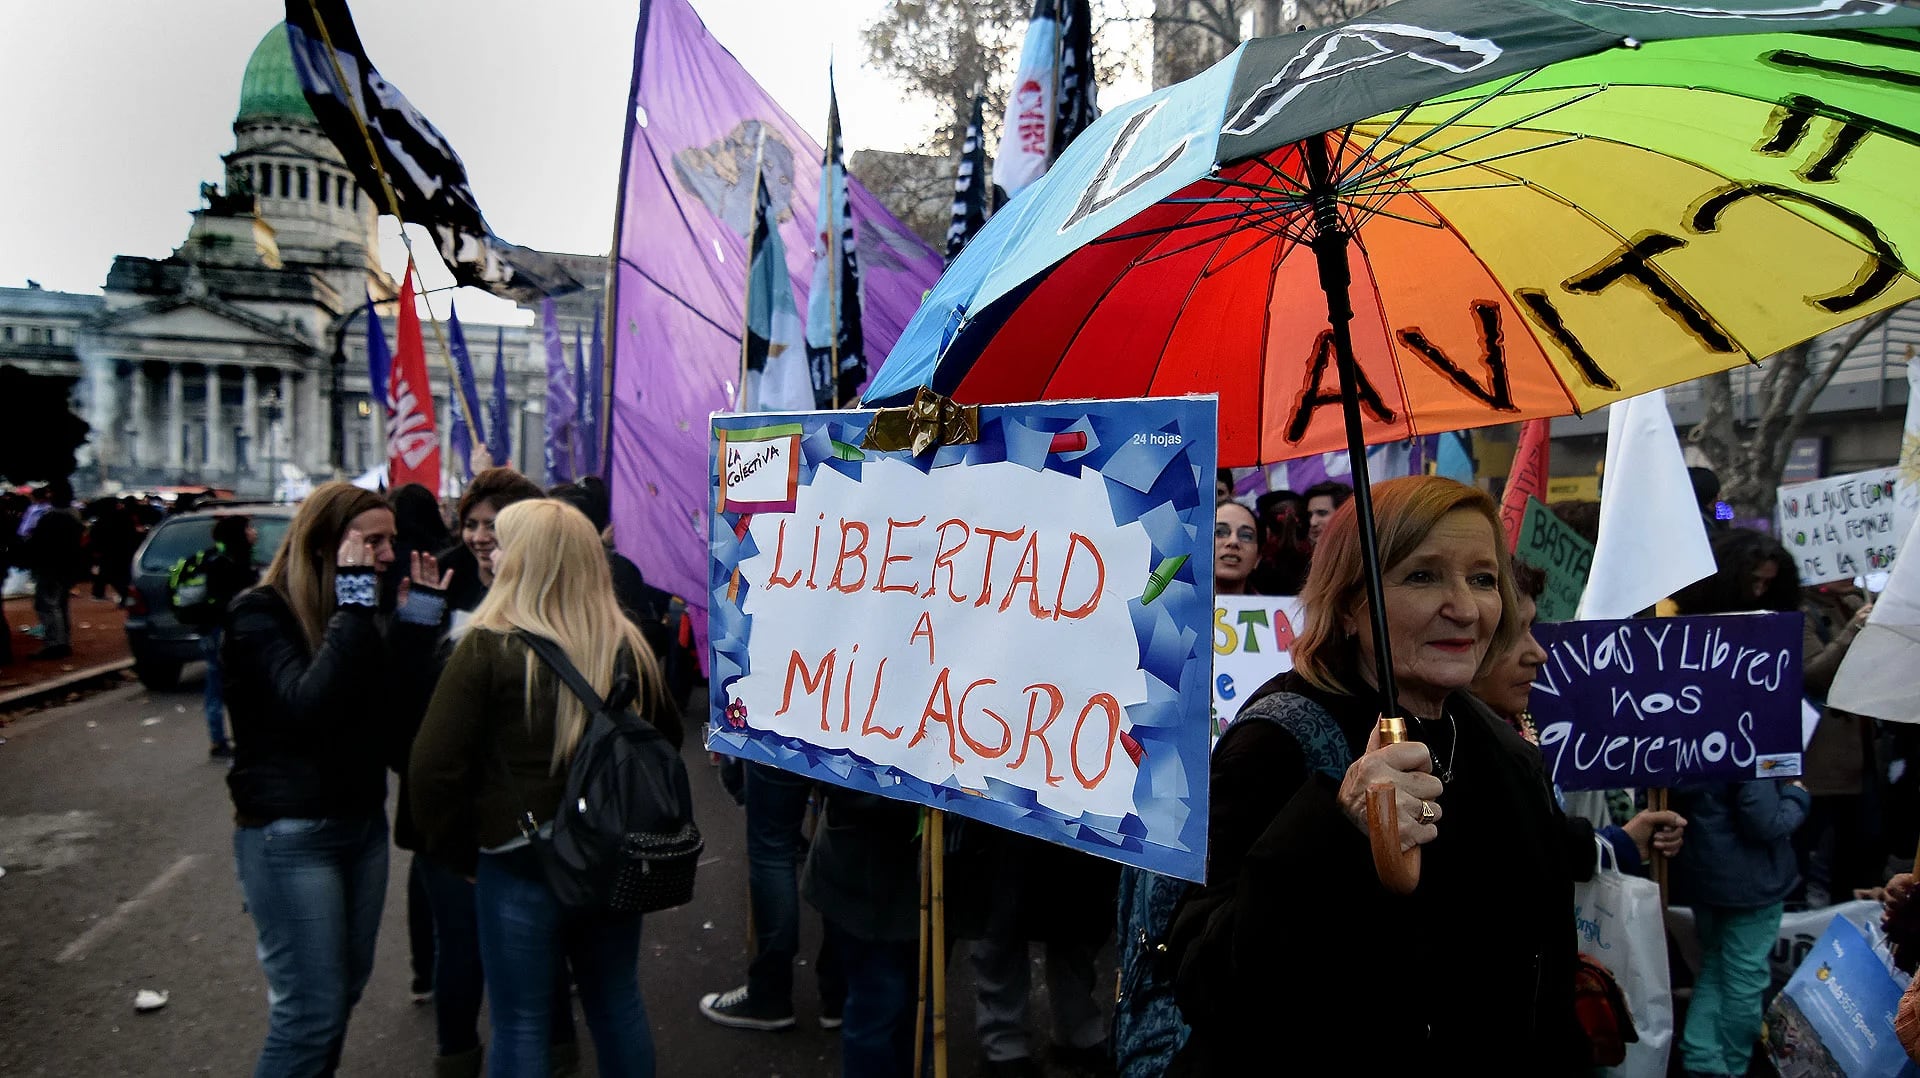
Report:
1303,136,1399,716
1305,134,1419,896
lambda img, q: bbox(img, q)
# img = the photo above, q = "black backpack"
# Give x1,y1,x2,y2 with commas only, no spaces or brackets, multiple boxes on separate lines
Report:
503,632,702,914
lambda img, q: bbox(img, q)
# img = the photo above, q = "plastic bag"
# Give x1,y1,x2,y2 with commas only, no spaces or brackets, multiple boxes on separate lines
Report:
1575,836,1673,1078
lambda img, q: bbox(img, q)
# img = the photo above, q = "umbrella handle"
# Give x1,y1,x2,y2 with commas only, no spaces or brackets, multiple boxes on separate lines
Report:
1367,717,1421,895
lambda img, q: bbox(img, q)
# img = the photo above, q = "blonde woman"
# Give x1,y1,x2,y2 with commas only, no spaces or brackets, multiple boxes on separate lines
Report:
411,499,678,1078
223,482,448,1077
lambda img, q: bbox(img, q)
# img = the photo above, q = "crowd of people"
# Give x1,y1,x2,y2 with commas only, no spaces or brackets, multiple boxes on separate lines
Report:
0,484,180,666
8,460,1918,1078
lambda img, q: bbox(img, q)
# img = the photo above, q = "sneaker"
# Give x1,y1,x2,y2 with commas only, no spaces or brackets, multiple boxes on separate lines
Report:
208,742,234,759
818,1012,842,1031
698,986,795,1031
410,977,434,1005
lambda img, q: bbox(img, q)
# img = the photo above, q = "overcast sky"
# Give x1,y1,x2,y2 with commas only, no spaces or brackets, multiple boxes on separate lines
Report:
0,1,1150,326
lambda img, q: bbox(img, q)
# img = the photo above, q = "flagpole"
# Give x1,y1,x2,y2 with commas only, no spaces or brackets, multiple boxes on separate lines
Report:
304,0,482,440
601,0,654,480
823,66,841,410
737,126,769,412
827,108,841,411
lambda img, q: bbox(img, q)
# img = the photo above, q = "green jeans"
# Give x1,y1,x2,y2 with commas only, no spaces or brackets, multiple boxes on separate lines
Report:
1681,902,1782,1077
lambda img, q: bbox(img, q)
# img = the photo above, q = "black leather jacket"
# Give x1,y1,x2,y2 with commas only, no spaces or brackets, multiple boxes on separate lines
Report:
222,586,437,824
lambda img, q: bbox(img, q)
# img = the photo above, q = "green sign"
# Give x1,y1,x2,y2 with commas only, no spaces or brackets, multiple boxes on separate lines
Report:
1516,497,1593,623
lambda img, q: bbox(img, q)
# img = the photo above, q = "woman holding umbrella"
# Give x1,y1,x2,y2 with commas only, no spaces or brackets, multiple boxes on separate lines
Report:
1169,476,1594,1074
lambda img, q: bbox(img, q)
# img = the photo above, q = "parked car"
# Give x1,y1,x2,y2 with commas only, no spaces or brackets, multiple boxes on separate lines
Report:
124,503,294,690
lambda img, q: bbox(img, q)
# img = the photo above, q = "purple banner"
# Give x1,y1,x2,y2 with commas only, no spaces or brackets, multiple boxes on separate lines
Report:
1528,613,1805,792
606,0,943,659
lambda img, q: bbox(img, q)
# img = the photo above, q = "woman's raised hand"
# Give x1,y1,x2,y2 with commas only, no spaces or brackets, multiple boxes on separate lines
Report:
1338,722,1445,851
395,550,453,606
411,550,453,591
336,529,375,569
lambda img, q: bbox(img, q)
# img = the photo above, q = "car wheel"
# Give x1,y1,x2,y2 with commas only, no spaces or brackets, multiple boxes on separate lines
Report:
134,659,181,692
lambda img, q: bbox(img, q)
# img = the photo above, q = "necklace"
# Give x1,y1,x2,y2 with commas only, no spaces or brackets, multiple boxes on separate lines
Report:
1413,709,1459,784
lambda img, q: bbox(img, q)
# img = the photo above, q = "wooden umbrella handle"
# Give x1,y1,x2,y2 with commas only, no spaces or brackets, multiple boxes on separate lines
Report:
1367,717,1421,895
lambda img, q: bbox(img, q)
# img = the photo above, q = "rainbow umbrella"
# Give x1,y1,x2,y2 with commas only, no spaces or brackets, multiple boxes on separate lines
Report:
866,0,1920,714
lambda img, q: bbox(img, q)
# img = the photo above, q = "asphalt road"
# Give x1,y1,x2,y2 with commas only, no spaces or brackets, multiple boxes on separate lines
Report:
0,672,1032,1077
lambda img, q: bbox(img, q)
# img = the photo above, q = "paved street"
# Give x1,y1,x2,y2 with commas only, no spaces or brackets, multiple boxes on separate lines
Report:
0,671,1018,1077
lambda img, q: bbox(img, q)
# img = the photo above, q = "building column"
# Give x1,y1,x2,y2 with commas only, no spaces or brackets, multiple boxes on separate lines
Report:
277,370,294,474
126,363,149,470
204,365,225,472
299,371,323,474
241,366,259,478
166,363,185,472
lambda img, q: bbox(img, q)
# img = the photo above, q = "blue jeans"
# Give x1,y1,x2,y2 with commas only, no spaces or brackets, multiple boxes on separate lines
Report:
1681,902,1783,1077
475,853,653,1078
825,922,918,1078
745,763,844,1011
233,815,390,1078
32,572,69,648
201,628,228,747
419,855,577,1059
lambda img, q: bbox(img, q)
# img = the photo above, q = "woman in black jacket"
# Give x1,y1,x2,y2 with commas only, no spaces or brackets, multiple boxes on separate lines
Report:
1169,476,1594,1075
224,482,445,1077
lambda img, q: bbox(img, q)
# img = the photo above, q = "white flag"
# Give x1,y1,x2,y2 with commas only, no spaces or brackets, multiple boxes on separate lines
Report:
1575,389,1717,620
1828,509,1920,723
993,0,1059,201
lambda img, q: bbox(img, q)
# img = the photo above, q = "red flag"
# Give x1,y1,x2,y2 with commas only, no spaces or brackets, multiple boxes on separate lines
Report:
1499,419,1550,552
387,275,441,494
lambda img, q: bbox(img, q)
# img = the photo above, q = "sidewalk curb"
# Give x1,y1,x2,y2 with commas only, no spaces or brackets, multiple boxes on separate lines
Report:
0,659,136,711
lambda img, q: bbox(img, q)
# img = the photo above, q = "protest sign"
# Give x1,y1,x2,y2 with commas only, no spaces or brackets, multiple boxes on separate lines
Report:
1527,613,1804,792
1210,595,1305,735
1766,916,1920,1078
707,397,1218,881
1515,497,1593,622
1777,467,1918,585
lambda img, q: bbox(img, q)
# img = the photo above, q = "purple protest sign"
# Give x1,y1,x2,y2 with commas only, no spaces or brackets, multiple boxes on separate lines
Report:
605,0,943,661
1528,613,1805,792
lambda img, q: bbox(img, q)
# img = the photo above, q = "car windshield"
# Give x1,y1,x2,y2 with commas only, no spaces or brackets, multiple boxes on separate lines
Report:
139,515,290,572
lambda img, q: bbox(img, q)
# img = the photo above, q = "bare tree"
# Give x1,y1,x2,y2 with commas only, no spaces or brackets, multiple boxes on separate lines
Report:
1688,309,1900,518
848,149,953,249
863,0,1031,160
1145,0,1249,87
1141,0,1391,88
1287,0,1396,29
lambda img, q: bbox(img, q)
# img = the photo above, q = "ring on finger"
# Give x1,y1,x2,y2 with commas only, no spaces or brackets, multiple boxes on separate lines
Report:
1415,799,1438,825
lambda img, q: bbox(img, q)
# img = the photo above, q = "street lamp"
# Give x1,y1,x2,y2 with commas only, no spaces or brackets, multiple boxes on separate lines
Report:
328,306,371,479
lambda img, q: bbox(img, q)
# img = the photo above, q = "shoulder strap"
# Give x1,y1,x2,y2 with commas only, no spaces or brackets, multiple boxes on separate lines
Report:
1226,692,1354,781
514,630,609,715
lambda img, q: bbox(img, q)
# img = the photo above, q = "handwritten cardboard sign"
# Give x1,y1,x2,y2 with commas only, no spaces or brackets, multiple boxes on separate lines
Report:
1210,595,1306,736
1777,467,1918,585
1515,497,1592,622
1527,613,1804,792
707,397,1218,881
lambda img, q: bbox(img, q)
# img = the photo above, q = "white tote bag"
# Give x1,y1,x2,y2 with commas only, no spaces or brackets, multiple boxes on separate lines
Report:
1574,836,1673,1078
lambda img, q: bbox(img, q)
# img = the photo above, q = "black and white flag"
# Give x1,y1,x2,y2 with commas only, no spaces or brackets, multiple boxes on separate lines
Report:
805,73,866,409
283,1,579,302
1053,0,1100,159
946,95,990,265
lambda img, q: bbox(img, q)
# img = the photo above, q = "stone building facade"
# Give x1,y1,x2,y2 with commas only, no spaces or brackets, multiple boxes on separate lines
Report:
0,22,600,498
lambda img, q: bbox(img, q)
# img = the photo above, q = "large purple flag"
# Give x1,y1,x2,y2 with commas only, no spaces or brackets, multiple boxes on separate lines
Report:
607,0,943,655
